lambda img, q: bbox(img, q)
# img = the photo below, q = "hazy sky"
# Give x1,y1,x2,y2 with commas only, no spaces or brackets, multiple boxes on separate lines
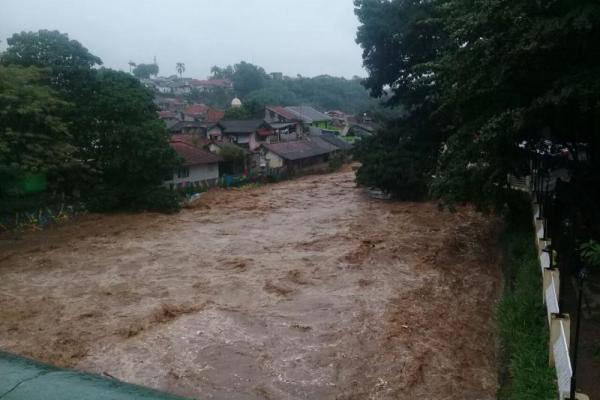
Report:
0,0,366,79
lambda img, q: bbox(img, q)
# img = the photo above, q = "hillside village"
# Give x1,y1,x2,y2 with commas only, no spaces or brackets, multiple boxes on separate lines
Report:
144,75,376,190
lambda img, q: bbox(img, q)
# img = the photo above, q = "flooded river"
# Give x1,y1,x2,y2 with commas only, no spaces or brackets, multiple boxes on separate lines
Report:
0,170,502,399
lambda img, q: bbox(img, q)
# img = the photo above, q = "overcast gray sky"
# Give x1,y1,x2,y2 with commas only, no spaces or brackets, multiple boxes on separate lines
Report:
0,0,365,79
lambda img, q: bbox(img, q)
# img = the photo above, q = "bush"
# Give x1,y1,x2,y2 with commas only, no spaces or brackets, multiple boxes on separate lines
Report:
328,153,346,172
85,185,181,214
137,186,181,214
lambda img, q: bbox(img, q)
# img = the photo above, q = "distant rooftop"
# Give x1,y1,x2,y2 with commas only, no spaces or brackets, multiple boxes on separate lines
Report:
262,136,339,161
285,106,332,123
219,120,265,134
170,139,223,165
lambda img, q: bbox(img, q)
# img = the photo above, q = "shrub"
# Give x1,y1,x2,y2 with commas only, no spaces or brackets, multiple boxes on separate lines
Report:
328,153,346,172
138,186,181,214
85,185,181,214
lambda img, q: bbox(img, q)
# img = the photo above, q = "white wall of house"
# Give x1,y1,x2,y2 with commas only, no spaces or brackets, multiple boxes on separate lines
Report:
249,132,261,151
164,162,220,188
208,126,222,140
225,133,250,145
264,151,284,169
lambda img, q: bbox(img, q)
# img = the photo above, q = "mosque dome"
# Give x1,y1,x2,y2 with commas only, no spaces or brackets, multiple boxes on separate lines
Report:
231,97,242,108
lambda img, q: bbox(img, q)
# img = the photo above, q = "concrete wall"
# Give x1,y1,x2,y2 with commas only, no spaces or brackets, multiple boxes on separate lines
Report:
164,163,219,188
264,151,284,169
208,126,222,140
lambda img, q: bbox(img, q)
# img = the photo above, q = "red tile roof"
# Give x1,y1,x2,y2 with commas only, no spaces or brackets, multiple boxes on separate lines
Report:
170,134,210,148
170,139,223,165
205,108,225,123
257,127,273,137
267,106,300,121
184,104,209,116
158,110,176,119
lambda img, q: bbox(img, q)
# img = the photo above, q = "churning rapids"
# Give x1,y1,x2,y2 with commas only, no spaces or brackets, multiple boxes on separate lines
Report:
0,169,503,399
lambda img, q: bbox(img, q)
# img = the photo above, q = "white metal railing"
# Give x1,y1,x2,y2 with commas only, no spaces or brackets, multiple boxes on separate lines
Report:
553,319,573,399
531,197,589,400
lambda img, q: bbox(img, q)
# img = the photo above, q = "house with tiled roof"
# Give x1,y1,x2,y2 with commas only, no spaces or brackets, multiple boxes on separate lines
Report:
265,106,300,123
183,104,210,120
264,106,303,139
217,120,273,151
190,79,233,92
165,138,223,189
259,136,341,173
285,106,332,129
169,120,214,136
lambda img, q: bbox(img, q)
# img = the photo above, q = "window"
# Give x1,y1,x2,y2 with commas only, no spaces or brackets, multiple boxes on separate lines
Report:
177,167,190,178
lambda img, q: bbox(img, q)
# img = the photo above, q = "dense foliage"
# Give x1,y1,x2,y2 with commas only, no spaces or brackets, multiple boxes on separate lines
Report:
353,0,600,209
1,30,180,213
133,63,159,79
209,61,380,113
0,65,78,210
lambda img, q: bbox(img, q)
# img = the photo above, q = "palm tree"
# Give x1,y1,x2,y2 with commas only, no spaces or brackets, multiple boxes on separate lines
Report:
128,61,136,74
176,62,185,79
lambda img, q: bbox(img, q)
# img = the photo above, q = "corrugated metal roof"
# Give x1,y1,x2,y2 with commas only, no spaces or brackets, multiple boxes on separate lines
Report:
266,106,300,121
262,137,338,161
285,106,332,124
219,120,264,134
319,132,353,150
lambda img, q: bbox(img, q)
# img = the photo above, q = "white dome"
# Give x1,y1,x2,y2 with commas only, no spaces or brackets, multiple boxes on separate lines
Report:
231,97,242,107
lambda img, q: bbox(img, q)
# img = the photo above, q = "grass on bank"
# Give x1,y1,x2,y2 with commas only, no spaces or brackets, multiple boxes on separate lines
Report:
496,194,556,400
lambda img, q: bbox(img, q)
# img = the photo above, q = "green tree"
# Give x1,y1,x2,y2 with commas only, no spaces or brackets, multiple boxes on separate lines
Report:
352,0,447,197
133,63,159,79
210,62,377,112
232,61,268,98
223,106,252,120
431,0,600,209
2,30,180,212
73,69,180,211
176,62,185,78
218,143,246,174
353,0,600,210
210,65,234,80
0,65,78,203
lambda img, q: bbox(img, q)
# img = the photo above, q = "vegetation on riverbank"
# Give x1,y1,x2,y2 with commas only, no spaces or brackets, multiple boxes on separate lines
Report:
496,196,555,400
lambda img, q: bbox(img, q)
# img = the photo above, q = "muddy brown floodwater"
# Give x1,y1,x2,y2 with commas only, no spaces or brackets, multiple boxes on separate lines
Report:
0,169,503,399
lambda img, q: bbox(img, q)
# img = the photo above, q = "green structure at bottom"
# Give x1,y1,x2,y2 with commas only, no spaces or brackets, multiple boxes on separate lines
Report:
0,351,190,400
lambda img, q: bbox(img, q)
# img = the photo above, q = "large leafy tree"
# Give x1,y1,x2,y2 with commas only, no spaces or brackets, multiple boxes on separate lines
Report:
209,61,378,112
353,0,448,198
353,0,600,209
132,63,159,79
231,61,268,98
431,0,600,208
76,69,179,210
1,30,179,212
0,65,78,201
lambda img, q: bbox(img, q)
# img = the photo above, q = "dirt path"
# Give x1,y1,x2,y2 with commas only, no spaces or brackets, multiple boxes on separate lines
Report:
0,170,503,399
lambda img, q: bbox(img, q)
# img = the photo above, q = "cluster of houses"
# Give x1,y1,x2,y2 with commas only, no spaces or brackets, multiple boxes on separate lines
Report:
146,76,374,190
161,99,361,189
141,76,233,96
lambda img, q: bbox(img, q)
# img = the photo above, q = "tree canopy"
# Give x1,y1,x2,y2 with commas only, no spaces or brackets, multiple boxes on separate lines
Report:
1,30,179,213
0,65,78,201
353,0,600,209
133,63,159,79
208,61,379,113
